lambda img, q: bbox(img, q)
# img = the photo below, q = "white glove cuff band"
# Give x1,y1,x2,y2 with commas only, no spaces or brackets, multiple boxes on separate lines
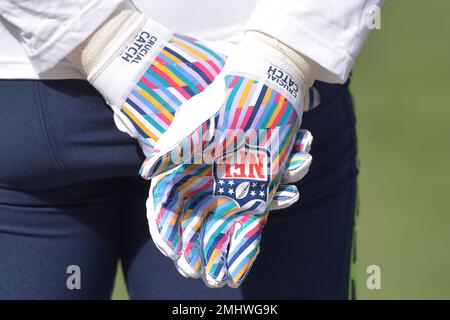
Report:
242,31,319,90
90,18,172,106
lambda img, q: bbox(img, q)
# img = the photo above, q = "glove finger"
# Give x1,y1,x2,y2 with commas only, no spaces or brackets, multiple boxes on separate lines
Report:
226,212,267,288
279,129,312,183
201,198,240,288
175,218,204,279
147,172,182,259
175,176,219,278
281,151,313,183
271,184,300,211
292,129,313,153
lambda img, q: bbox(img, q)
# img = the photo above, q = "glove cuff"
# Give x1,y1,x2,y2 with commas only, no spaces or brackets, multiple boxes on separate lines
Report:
242,31,318,90
68,2,142,78
68,7,173,108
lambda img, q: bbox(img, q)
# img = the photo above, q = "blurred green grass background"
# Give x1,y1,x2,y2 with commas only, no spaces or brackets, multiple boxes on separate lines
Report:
351,0,450,299
112,0,450,299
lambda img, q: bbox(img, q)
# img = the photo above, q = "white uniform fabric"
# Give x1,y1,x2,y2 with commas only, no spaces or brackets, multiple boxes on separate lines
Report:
0,0,382,83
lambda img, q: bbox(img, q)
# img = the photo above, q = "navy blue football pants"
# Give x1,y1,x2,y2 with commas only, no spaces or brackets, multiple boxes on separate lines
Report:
0,79,358,299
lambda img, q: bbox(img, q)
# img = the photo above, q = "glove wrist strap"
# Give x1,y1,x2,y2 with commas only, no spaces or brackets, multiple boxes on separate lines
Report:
242,31,319,90
68,2,142,78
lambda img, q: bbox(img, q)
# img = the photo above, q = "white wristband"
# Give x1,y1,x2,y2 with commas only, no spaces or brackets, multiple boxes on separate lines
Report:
242,31,318,89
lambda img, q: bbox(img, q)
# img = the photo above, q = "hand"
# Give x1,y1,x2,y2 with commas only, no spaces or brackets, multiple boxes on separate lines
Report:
141,33,317,287
146,128,313,286
69,4,232,155
271,129,313,210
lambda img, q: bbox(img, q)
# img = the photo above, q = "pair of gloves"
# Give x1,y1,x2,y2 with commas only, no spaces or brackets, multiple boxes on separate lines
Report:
69,3,319,288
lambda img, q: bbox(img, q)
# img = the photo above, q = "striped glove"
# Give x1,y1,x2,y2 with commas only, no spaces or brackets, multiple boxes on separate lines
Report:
140,32,318,287
68,3,230,156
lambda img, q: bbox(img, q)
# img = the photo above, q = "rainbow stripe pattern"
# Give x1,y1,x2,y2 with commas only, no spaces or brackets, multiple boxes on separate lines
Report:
120,34,226,146
148,74,311,287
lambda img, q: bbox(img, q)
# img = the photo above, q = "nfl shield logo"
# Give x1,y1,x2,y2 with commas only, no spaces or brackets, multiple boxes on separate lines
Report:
213,144,271,208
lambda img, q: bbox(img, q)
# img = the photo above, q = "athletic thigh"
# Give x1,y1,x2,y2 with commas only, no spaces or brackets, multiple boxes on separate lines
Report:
0,80,144,299
0,179,124,299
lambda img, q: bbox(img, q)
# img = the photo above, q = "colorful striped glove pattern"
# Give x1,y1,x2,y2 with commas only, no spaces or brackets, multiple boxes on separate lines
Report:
141,51,313,287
